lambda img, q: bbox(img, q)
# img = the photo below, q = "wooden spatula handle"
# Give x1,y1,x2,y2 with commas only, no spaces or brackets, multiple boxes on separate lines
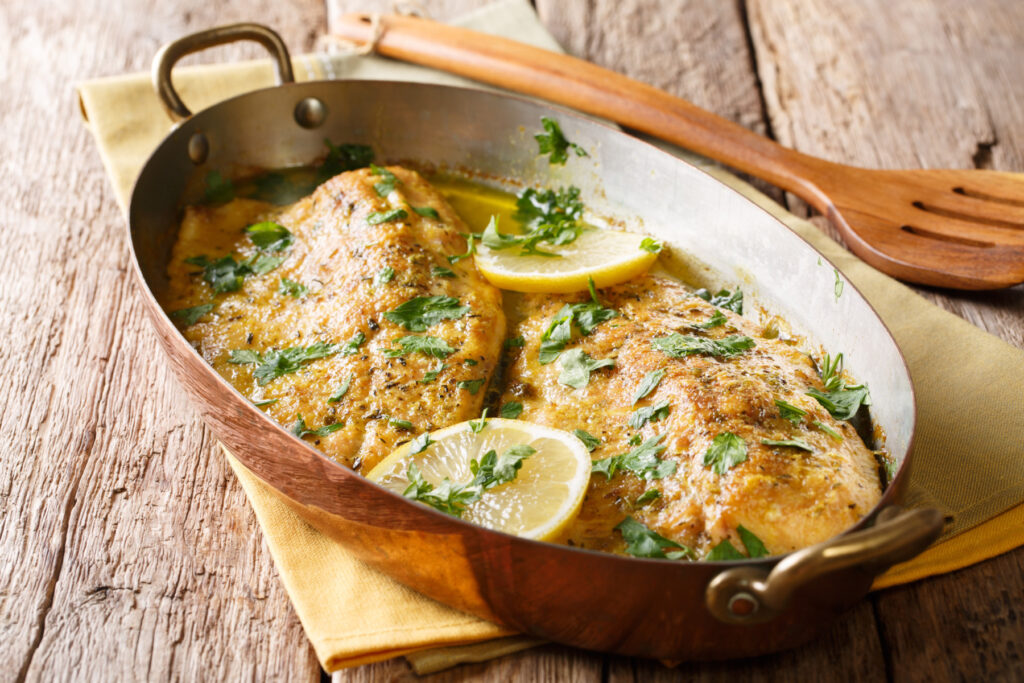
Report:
333,13,833,211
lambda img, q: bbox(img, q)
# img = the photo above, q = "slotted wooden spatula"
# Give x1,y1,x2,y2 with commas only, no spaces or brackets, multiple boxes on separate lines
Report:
334,13,1024,290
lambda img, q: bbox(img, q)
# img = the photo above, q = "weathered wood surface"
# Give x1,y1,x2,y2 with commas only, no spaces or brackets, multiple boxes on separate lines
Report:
1,0,1021,681
0,0,326,681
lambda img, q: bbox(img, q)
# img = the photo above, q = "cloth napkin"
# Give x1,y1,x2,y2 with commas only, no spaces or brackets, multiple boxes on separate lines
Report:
77,0,1024,674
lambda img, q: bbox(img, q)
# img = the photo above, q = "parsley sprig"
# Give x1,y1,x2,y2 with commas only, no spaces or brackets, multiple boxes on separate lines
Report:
806,352,871,421
703,432,747,475
534,117,588,165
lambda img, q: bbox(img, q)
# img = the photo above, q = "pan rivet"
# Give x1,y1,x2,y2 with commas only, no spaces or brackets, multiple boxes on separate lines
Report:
727,592,759,618
295,97,327,129
187,133,209,165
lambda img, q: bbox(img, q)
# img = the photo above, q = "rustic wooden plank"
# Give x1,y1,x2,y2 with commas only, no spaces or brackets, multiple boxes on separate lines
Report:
747,0,1024,349
0,0,326,680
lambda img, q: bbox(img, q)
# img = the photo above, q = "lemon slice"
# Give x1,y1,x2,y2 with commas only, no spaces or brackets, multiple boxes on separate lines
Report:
474,227,659,293
367,418,591,541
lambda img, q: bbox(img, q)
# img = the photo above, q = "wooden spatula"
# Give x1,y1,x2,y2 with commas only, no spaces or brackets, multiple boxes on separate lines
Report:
333,13,1024,290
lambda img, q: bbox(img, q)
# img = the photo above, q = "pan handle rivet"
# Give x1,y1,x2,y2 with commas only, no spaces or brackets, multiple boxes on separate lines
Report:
187,132,209,165
727,592,759,618
295,97,327,129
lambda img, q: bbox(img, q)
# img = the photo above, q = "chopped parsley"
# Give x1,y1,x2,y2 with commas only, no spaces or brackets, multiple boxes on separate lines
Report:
170,302,213,326
456,378,485,395
806,352,871,421
228,341,340,385
316,140,374,183
573,429,601,452
384,335,457,359
291,415,343,438
185,254,281,293
633,489,662,507
384,296,470,331
251,397,278,407
374,267,395,287
558,349,615,390
616,517,695,560
814,420,843,441
775,398,807,425
447,234,477,264
651,333,755,358
639,237,662,254
692,310,727,330
203,170,234,204
340,331,366,355
430,265,456,278
695,287,743,314
328,376,353,403
706,525,769,560
244,221,294,251
469,408,489,434
402,444,536,517
538,298,618,364
367,208,408,225
409,432,435,455
388,416,414,430
592,434,675,481
414,206,440,219
631,368,666,405
513,187,587,256
278,278,308,298
534,116,587,165
761,438,813,452
417,361,447,383
504,336,526,349
628,400,670,430
369,164,399,196
702,432,747,475
500,402,523,419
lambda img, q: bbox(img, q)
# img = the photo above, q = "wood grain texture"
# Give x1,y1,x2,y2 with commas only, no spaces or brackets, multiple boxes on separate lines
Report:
747,0,1024,346
0,0,325,681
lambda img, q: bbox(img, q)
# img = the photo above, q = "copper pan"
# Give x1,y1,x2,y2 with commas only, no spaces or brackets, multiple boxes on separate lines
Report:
128,24,942,660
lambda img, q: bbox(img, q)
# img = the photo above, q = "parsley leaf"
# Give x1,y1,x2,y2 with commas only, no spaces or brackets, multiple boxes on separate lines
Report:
170,302,213,326
775,398,807,425
252,397,278,407
703,432,747,475
291,415,343,438
388,416,414,430
573,429,601,452
558,349,615,390
471,445,536,489
814,420,844,441
369,164,398,196
534,116,587,165
328,376,353,403
414,206,440,219
631,368,666,405
761,438,813,452
316,140,374,183
738,525,770,558
592,434,675,481
538,301,618,364
616,517,695,560
505,336,526,349
384,335,457,358
374,267,395,287
279,278,308,298
229,342,340,385
203,170,234,204
692,310,727,330
245,221,294,251
430,265,456,278
706,525,769,560
806,352,871,421
513,186,585,253
651,333,755,358
367,208,408,225
633,489,662,507
185,255,250,293
639,237,662,254
706,539,745,561
384,296,470,332
340,331,365,355
628,400,670,430
417,361,447,383
447,234,477,264
469,408,489,434
409,432,435,455
500,402,523,419
695,288,743,314
457,378,485,395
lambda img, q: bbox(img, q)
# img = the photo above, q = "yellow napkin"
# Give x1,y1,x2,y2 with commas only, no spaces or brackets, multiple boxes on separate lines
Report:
77,0,1024,673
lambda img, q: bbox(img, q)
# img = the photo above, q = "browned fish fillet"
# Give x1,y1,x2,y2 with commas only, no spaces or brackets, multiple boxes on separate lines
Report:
163,167,505,472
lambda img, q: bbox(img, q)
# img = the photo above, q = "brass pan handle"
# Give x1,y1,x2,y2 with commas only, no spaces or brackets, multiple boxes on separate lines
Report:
706,506,944,624
151,23,294,121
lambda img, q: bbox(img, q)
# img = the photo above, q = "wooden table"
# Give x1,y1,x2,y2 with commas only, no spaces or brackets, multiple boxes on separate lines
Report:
3,0,1021,680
